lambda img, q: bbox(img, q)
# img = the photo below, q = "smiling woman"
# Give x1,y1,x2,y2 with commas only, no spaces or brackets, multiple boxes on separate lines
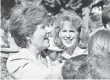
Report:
6,6,53,79
59,21,80,48
53,10,88,60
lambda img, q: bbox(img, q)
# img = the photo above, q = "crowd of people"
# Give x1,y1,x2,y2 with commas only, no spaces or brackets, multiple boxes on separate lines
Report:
1,0,110,79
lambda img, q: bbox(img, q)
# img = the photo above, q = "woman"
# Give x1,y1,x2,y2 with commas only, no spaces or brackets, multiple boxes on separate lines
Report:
88,29,110,79
53,10,88,60
6,6,53,79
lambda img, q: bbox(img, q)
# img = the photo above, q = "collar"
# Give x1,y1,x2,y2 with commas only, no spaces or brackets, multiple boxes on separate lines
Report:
61,47,87,59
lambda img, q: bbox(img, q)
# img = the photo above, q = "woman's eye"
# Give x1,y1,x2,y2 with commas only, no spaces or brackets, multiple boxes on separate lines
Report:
55,27,60,31
70,30,75,33
41,26,45,30
62,30,66,32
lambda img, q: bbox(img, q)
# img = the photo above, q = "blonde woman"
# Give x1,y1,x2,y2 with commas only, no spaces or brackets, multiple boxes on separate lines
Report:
88,29,110,79
53,10,88,60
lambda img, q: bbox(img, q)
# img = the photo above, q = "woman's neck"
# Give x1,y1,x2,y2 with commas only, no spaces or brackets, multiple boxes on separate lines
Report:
26,45,40,58
66,47,75,56
66,43,78,56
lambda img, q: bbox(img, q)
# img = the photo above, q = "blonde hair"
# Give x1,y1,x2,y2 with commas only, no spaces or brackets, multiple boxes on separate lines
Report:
88,29,110,79
54,10,84,31
88,29,110,55
51,10,85,49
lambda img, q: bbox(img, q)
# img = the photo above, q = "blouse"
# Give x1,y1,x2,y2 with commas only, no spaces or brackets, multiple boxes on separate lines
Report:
6,48,51,80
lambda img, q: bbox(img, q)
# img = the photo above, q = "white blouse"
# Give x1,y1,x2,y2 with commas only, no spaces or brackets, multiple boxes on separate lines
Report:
6,48,52,80
61,47,88,59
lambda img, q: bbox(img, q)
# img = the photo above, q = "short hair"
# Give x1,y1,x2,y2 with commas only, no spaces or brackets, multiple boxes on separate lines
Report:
9,6,51,48
88,29,110,79
102,6,110,27
62,54,90,79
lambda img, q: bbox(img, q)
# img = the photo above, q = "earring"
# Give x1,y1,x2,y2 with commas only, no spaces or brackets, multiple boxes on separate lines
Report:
29,39,32,44
27,37,32,44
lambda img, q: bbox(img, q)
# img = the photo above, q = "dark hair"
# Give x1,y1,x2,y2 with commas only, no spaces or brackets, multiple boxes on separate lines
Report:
62,54,90,79
9,6,51,48
102,6,110,27
65,0,93,16
41,0,61,15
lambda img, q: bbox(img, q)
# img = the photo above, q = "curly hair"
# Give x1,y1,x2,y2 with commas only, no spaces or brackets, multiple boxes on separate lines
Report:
51,10,84,49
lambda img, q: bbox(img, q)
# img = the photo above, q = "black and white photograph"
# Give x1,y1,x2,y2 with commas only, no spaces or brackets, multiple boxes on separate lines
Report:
1,0,110,79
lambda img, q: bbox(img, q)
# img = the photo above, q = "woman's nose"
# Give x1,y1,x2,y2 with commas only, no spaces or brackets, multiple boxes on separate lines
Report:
66,32,70,38
46,26,52,37
46,26,52,32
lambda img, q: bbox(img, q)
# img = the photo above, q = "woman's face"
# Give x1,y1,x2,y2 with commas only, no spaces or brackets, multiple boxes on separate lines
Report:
59,21,80,48
31,24,50,50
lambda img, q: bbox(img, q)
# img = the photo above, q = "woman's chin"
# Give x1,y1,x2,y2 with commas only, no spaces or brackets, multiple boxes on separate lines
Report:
64,44,73,48
63,42,73,48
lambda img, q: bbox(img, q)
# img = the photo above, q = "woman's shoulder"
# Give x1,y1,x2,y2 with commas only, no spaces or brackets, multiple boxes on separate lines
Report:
6,48,35,67
6,49,49,79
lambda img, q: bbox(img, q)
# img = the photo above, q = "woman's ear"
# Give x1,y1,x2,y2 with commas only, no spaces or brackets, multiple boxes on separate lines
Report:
59,31,62,38
106,24,110,30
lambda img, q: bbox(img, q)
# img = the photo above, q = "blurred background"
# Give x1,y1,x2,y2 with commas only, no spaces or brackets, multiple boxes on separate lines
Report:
1,0,110,79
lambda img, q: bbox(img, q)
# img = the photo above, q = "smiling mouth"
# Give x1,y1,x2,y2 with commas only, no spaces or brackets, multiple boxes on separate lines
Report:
64,39,72,44
44,37,49,43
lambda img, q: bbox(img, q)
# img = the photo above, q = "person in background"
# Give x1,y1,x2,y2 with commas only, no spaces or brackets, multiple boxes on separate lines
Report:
103,0,110,7
102,5,110,30
89,5,110,36
6,6,53,79
62,54,90,79
41,0,61,15
88,29,110,79
40,18,64,79
53,10,88,60
16,0,40,7
89,0,104,33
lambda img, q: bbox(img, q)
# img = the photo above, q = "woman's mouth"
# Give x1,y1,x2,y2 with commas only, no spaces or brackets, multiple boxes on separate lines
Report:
44,37,49,43
64,39,72,44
